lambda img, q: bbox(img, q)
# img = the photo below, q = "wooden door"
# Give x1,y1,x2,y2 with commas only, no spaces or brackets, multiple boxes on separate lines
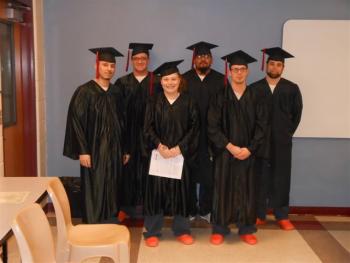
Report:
0,0,36,177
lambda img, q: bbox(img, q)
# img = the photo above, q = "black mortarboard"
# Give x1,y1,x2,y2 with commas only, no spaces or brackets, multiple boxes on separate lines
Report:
89,47,123,63
125,42,153,71
221,50,256,86
261,47,294,71
221,50,257,66
89,47,123,79
186,41,218,68
153,60,184,77
129,43,153,56
263,47,294,62
186,41,218,56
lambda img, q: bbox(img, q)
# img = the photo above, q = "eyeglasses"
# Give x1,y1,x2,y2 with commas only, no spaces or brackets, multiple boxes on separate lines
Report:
231,67,247,73
196,54,211,60
132,57,148,62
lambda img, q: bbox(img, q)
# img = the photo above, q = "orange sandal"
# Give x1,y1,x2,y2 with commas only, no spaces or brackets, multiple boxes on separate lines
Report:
240,234,258,245
176,234,194,245
145,236,159,247
210,234,224,245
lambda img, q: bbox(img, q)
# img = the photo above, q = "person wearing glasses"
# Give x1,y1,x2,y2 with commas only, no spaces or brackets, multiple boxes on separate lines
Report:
114,43,161,222
183,41,225,223
207,50,267,245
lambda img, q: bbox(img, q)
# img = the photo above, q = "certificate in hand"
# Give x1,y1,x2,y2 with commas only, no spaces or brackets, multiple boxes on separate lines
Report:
149,150,184,180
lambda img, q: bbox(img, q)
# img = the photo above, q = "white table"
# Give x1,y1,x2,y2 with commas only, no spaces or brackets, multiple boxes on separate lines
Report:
0,177,56,262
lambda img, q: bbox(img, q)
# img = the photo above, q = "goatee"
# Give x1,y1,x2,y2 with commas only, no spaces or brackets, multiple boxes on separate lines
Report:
198,67,210,75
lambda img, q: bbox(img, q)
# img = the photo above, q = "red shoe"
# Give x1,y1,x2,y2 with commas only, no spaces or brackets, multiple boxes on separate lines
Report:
176,234,194,245
210,234,224,245
277,219,295,230
256,218,267,225
240,234,258,245
117,210,129,222
145,236,159,247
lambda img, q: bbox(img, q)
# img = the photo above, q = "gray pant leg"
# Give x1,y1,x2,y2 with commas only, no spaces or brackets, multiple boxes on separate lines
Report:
172,215,191,236
143,213,164,238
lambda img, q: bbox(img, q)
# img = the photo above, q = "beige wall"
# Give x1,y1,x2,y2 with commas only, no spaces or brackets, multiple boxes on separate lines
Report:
33,0,47,177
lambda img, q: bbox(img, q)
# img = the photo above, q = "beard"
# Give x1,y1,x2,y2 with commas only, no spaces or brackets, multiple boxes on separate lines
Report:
267,71,281,79
197,66,210,75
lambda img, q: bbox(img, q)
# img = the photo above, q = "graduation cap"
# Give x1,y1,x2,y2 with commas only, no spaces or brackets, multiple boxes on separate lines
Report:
125,43,154,71
186,41,218,68
261,47,294,71
89,47,123,63
221,50,257,86
221,50,257,66
129,43,153,56
89,47,123,78
153,60,184,77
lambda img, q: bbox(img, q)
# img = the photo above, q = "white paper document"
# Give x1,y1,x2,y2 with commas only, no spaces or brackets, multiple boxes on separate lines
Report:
149,150,184,180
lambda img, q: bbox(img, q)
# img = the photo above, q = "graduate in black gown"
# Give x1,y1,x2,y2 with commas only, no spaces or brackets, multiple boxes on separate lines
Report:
183,41,225,221
251,47,303,230
208,51,267,245
63,47,129,224
143,60,200,247
114,43,161,221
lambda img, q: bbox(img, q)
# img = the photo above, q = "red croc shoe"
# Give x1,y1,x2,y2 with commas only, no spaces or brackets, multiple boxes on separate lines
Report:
117,210,129,222
277,219,295,230
210,234,224,245
240,234,258,245
145,236,159,247
176,234,194,245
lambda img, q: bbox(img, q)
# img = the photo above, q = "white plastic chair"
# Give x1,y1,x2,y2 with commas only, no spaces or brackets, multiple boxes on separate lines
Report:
47,177,130,263
11,203,56,263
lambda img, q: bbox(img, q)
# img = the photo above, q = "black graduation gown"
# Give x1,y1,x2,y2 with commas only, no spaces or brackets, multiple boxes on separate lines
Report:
115,73,161,207
250,78,303,208
207,84,267,226
143,92,200,216
63,80,125,223
183,69,225,183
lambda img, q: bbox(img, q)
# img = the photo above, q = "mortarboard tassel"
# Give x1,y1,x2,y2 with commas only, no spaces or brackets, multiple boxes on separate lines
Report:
149,71,154,96
191,47,196,69
125,49,130,72
95,51,100,79
261,48,266,71
224,58,228,87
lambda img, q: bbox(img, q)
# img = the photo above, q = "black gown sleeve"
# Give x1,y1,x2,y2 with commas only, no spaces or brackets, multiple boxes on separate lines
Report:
177,99,200,159
143,97,161,150
247,95,268,154
291,84,303,134
114,78,131,155
114,84,129,155
63,87,90,160
207,92,229,152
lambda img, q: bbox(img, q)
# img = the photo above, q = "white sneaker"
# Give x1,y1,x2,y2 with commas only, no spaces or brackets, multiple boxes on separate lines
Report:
199,213,211,223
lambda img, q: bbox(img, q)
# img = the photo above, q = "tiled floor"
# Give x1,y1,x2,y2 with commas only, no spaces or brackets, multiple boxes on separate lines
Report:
4,214,350,263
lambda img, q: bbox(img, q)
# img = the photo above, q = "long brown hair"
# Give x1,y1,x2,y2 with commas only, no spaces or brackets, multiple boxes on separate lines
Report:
178,74,187,93
161,72,187,93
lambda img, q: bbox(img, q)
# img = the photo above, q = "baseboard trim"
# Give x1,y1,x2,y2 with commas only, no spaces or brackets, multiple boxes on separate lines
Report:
44,203,350,217
289,206,350,216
